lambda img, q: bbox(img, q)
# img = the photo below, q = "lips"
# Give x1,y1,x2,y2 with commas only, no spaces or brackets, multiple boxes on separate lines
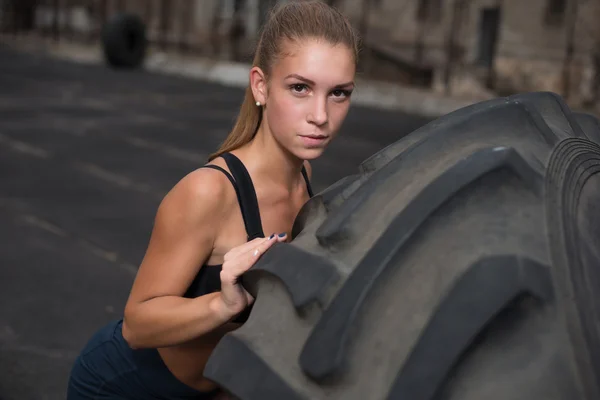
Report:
299,134,329,147
300,134,328,139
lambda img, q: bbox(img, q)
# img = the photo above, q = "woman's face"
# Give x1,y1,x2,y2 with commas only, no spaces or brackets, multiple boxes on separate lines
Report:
253,38,356,160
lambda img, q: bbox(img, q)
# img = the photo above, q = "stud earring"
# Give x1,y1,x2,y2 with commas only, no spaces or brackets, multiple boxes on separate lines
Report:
256,101,261,107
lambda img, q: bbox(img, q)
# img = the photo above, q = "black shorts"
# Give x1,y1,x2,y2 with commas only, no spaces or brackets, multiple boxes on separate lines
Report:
67,319,221,399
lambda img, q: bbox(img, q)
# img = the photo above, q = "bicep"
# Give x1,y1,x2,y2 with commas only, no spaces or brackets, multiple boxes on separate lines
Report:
126,171,226,304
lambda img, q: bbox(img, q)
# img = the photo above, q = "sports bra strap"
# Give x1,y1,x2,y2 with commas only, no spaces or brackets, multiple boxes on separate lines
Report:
301,165,314,198
220,153,265,240
199,164,236,188
198,164,261,240
200,154,314,241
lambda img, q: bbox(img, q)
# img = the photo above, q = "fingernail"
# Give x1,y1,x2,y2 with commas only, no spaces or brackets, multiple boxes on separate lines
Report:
278,232,286,237
269,234,275,239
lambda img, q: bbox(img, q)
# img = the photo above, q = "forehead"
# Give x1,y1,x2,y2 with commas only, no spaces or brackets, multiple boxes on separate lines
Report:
272,38,355,84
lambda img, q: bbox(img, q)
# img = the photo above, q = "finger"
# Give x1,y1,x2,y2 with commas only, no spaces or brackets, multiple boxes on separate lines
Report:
275,232,288,242
228,236,279,276
229,232,283,260
245,291,255,305
224,237,270,261
252,234,280,256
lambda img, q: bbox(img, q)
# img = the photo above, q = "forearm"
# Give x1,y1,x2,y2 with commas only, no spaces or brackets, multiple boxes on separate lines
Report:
122,292,232,349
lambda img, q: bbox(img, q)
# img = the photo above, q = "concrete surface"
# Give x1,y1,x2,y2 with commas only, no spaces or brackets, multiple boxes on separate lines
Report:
0,44,432,399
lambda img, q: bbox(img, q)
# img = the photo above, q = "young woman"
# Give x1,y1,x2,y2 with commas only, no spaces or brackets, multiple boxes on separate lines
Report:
67,1,360,399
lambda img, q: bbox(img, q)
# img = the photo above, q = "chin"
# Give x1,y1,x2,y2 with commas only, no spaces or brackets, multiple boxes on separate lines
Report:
293,146,327,161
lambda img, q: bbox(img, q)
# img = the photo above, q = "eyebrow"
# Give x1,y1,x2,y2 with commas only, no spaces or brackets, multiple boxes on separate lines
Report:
285,74,354,88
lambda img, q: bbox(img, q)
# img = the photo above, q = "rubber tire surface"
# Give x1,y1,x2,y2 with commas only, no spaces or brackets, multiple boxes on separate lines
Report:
101,13,147,69
204,92,600,400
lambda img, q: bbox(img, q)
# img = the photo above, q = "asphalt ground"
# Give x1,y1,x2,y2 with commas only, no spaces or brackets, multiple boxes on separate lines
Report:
0,44,431,400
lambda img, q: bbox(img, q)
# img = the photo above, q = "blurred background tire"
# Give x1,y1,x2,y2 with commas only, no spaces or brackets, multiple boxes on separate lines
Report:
101,13,147,69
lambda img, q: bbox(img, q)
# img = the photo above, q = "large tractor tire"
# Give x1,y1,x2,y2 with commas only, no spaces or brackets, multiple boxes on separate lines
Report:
204,92,600,400
101,13,147,69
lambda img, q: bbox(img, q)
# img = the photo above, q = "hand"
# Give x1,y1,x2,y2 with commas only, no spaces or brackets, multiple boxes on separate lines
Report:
217,233,287,320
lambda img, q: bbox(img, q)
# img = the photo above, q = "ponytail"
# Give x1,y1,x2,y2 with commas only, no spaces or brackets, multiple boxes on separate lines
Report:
208,86,262,161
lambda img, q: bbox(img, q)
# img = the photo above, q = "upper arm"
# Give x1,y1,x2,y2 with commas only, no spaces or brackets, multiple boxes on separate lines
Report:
125,168,230,306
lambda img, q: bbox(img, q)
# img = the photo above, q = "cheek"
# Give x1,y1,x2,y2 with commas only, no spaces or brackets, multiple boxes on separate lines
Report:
266,92,304,133
329,102,351,131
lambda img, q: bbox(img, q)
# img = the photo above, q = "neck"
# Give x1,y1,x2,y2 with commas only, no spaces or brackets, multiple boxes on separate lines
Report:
239,123,304,190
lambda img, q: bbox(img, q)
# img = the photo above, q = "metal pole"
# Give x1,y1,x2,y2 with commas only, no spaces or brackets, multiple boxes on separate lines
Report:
8,0,17,36
98,0,108,40
358,0,372,74
144,0,153,41
179,0,193,53
562,0,579,100
444,0,461,94
52,0,59,41
159,0,169,50
358,0,371,41
485,0,502,89
230,0,246,61
65,0,72,39
415,15,425,64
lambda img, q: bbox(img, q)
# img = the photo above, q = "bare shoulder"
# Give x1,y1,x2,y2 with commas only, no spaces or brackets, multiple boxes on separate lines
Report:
125,164,237,304
157,162,241,255
147,162,239,252
159,163,234,224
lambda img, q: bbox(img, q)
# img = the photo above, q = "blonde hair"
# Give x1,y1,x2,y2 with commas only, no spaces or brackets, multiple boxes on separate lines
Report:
209,0,360,161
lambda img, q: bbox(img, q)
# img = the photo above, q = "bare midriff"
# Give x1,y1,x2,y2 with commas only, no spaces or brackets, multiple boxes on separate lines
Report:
156,322,242,392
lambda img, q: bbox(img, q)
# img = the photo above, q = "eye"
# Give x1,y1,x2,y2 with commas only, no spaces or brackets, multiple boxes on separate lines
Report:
290,83,308,93
331,89,352,99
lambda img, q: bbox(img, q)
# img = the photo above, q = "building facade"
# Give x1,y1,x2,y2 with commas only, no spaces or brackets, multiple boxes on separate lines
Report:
336,0,599,105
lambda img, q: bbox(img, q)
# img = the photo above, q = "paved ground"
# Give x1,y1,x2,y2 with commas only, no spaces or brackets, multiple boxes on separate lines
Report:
0,44,431,400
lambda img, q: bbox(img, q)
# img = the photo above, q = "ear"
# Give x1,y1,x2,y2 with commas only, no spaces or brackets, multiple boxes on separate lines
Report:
249,66,268,106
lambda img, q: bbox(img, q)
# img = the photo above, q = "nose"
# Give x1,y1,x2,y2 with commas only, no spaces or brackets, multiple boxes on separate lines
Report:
307,95,328,127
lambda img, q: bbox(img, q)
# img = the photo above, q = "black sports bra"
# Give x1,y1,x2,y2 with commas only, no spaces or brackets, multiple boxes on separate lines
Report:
182,152,313,323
